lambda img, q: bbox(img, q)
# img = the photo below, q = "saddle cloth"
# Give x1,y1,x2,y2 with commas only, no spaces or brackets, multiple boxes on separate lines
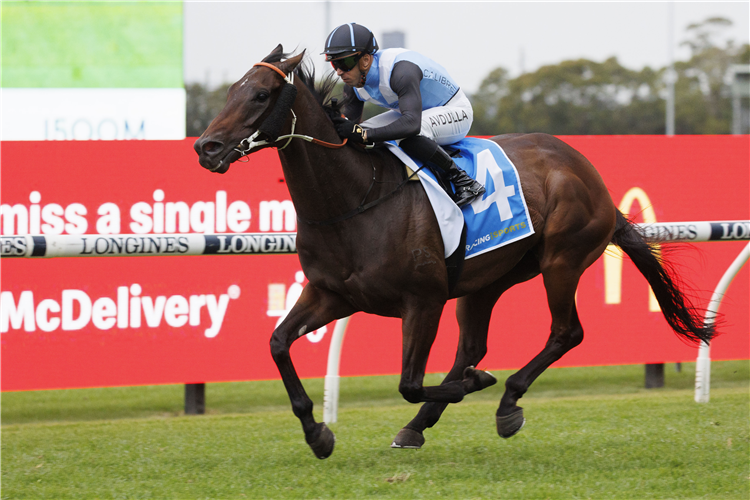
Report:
385,137,534,259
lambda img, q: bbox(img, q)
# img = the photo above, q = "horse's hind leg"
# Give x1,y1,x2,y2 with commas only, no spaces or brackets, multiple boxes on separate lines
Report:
392,251,543,449
497,237,611,437
269,284,355,459
392,285,504,449
496,279,583,438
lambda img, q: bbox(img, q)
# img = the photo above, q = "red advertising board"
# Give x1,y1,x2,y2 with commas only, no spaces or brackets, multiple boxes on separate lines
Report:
1,136,748,391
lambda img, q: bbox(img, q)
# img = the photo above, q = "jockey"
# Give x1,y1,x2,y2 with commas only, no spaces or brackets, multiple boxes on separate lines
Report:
323,23,485,207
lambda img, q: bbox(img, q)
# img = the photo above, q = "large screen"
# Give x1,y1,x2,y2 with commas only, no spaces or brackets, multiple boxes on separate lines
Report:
2,1,185,140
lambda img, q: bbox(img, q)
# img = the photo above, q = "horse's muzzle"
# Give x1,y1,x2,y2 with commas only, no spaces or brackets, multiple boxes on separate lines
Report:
194,137,235,174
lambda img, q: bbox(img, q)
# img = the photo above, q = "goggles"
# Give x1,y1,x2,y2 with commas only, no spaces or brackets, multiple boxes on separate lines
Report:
327,52,362,72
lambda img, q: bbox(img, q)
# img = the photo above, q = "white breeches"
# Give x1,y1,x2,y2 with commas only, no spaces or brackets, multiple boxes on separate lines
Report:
361,89,473,145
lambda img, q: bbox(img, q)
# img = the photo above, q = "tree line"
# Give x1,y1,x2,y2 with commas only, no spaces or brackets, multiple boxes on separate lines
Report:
187,18,749,137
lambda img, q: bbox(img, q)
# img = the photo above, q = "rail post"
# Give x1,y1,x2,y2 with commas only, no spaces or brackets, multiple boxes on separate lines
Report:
185,383,206,414
323,316,351,424
695,241,750,403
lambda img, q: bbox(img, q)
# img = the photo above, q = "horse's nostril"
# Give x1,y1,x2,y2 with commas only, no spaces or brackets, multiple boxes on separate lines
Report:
195,138,224,156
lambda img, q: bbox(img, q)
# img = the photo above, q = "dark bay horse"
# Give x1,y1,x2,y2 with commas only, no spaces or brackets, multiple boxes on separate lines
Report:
194,46,713,459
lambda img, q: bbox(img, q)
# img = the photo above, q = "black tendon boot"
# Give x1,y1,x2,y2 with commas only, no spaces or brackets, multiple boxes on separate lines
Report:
400,136,485,207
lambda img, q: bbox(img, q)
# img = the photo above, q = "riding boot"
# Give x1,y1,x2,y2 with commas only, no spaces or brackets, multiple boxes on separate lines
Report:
400,136,485,207
429,146,485,207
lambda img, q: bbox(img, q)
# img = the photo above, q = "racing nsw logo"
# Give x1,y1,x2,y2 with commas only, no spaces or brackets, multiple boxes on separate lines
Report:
267,271,327,343
466,222,529,253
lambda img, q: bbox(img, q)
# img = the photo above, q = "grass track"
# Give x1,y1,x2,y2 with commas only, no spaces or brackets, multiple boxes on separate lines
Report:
3,361,749,499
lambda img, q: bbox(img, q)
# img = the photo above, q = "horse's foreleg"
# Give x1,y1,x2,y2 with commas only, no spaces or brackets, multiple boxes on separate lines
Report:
397,301,458,403
397,299,496,407
392,291,500,449
269,284,355,459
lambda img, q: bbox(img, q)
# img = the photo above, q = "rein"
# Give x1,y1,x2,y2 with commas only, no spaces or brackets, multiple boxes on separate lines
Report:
249,61,421,226
233,62,347,158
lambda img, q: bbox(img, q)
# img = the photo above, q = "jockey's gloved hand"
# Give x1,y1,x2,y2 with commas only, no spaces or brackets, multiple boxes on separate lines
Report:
332,116,370,145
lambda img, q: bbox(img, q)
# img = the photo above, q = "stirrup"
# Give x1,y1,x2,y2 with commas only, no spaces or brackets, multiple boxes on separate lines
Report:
455,183,485,207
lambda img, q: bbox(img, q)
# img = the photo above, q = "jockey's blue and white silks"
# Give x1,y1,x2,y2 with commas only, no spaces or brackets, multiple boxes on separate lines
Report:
354,49,460,110
386,138,535,259
362,89,472,145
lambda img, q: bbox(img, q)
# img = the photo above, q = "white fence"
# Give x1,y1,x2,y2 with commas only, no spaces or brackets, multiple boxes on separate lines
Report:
2,221,748,421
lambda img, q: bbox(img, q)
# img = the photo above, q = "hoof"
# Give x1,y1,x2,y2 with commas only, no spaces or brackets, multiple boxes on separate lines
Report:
463,366,498,394
306,423,336,459
497,408,525,438
391,428,425,449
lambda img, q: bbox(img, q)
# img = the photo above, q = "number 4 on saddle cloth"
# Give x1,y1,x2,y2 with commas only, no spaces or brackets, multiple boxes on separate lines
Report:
386,137,535,260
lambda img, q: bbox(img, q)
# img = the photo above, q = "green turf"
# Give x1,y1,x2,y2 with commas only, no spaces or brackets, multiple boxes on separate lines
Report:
2,362,748,499
2,361,747,425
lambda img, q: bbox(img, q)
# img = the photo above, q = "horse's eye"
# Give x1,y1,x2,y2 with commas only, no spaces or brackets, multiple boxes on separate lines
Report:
256,92,269,102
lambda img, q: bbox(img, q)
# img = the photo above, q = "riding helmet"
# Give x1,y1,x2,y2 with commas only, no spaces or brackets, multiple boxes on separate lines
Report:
321,23,379,60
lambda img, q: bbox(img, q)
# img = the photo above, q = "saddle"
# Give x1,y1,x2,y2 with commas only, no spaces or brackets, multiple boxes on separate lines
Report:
388,137,536,260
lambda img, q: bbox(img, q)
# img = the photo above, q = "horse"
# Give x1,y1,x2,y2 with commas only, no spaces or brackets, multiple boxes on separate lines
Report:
194,46,713,459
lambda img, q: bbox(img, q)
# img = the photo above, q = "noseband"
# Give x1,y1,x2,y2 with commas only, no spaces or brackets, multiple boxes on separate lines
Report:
231,62,348,160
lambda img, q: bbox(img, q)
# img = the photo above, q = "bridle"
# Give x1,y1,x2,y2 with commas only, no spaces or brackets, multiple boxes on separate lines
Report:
232,62,348,159
234,61,424,226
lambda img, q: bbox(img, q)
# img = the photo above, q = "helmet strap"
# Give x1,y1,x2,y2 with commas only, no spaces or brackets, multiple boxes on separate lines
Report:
355,55,371,87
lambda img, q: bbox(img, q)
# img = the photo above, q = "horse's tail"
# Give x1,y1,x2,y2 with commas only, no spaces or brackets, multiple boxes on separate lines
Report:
610,210,714,345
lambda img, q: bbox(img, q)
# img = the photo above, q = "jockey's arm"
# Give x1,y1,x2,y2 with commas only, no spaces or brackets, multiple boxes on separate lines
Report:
363,61,424,143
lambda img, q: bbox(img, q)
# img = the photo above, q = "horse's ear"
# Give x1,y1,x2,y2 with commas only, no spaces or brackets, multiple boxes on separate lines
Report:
262,44,284,63
279,50,306,75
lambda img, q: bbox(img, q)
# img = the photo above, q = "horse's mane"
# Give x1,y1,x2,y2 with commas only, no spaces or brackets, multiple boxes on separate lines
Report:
267,50,351,118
